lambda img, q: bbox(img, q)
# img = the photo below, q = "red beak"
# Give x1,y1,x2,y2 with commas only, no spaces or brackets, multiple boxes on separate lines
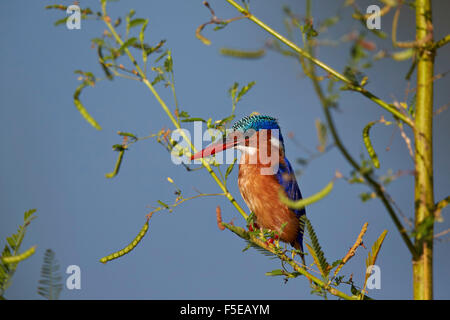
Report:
190,131,246,160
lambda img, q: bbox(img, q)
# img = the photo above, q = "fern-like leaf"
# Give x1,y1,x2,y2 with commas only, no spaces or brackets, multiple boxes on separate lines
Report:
363,230,387,294
220,222,279,260
242,239,278,260
303,216,329,278
37,249,63,300
0,209,37,297
304,243,328,277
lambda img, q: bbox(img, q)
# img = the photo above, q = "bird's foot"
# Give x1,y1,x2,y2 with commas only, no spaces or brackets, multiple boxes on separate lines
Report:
264,235,279,246
247,223,259,232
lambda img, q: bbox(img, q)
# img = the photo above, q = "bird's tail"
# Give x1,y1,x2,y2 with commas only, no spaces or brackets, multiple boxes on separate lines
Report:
293,241,314,285
293,241,306,267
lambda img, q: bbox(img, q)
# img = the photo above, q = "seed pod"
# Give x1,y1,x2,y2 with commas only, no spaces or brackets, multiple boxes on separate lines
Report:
100,220,149,264
2,246,36,264
363,121,380,168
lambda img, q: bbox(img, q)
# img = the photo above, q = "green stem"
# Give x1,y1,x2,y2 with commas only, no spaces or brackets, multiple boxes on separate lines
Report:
222,222,357,300
322,87,417,258
432,34,450,50
302,46,416,257
301,25,417,258
224,0,413,127
412,0,434,300
101,1,248,220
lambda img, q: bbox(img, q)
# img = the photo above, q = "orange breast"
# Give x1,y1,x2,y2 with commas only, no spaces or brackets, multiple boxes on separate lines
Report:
238,160,300,244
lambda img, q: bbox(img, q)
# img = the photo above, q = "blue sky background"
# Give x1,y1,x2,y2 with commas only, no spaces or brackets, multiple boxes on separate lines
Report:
1,0,449,299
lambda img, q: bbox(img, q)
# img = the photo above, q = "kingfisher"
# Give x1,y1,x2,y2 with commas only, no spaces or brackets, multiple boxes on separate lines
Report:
191,114,306,256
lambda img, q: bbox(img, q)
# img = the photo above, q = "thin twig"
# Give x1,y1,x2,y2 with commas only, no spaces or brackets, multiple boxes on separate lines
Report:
332,223,368,279
295,7,418,258
392,2,434,48
101,0,249,220
224,0,414,127
434,228,450,239
434,103,450,116
431,34,450,50
221,222,357,300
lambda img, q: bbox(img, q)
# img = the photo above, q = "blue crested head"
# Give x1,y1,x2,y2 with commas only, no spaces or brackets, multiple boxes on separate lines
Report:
232,114,280,132
231,114,285,148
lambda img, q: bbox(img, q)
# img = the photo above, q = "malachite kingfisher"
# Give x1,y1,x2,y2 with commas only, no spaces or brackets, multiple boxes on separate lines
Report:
191,114,306,254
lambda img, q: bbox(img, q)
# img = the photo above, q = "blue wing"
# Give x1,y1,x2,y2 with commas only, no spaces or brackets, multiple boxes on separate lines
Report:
275,156,306,247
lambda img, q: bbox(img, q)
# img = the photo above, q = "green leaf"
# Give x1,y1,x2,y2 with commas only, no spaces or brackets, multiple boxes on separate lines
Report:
144,40,166,57
91,38,105,47
139,20,148,44
305,243,328,277
6,237,17,251
236,81,256,103
139,20,149,63
117,131,138,141
151,74,164,86
54,17,68,26
37,249,63,300
206,118,213,129
303,216,329,278
229,82,239,102
45,4,67,10
127,9,136,19
164,51,173,73
315,119,327,153
129,18,146,29
215,115,235,128
114,17,122,27
105,149,125,179
125,9,136,36
112,144,126,151
225,157,237,181
97,45,113,80
73,83,102,131
243,239,278,259
1,209,38,295
154,50,168,63
74,70,95,81
213,21,229,31
265,269,284,276
319,16,340,30
157,200,170,209
363,230,387,295
23,209,36,221
119,37,137,52
181,118,206,123
329,259,343,270
301,23,318,38
178,111,190,118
